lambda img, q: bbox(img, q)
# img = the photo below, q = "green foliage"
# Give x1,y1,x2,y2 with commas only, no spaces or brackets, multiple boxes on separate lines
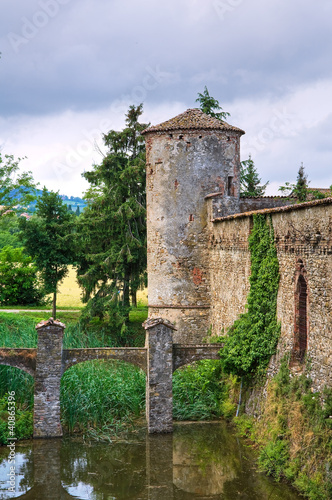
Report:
0,313,38,347
0,367,34,406
258,440,290,481
0,365,34,445
196,86,230,120
0,152,37,212
76,104,148,329
279,163,310,202
220,214,280,377
0,246,44,306
60,360,145,436
173,360,226,420
240,154,268,197
20,187,76,317
0,395,33,444
244,359,332,499
0,214,22,249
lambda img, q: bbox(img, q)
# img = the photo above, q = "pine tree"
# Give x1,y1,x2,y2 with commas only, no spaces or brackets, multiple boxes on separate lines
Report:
196,86,230,120
279,163,309,202
240,155,268,197
294,164,308,202
76,104,148,331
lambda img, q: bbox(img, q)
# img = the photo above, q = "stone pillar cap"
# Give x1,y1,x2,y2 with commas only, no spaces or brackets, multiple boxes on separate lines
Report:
36,317,66,330
143,317,177,331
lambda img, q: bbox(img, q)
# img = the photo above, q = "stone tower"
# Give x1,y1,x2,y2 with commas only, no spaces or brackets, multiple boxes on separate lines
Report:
142,108,245,343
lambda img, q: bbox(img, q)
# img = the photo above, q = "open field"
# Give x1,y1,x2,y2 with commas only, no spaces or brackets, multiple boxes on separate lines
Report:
53,266,148,309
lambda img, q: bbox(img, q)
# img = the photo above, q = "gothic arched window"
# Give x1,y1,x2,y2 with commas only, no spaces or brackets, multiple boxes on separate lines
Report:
292,260,308,363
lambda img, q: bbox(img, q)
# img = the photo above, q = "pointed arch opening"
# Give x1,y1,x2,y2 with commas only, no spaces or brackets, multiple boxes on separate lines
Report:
292,260,308,363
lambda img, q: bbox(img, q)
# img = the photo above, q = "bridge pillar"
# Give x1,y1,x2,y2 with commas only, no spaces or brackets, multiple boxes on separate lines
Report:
144,318,176,433
34,318,65,438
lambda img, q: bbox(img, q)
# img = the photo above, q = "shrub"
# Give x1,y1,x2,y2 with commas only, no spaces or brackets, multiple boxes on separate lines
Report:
173,360,226,421
0,246,44,306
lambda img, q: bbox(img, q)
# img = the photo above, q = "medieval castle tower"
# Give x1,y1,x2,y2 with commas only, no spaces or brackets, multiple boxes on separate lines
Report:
142,109,244,343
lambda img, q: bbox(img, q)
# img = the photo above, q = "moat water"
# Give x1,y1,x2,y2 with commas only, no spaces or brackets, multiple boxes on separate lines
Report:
0,422,302,500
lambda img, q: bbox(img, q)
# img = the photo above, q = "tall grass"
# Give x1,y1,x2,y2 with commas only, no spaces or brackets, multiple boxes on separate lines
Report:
0,313,38,347
60,360,146,438
173,360,227,421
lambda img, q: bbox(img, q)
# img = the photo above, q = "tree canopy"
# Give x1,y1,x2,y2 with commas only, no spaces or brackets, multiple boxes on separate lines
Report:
240,155,268,197
0,152,37,213
19,188,76,317
76,104,148,332
279,163,309,202
196,86,230,120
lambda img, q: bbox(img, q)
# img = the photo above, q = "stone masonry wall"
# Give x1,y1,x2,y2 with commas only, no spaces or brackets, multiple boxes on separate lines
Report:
208,216,252,334
146,129,242,343
209,199,332,392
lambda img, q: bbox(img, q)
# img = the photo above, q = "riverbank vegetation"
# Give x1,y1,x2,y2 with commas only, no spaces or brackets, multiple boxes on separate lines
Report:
234,360,332,500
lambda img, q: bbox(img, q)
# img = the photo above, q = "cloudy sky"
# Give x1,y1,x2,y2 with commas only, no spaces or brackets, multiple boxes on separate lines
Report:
1,0,332,197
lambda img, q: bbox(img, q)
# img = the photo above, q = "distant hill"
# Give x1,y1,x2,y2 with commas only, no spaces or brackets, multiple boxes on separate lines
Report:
10,188,87,214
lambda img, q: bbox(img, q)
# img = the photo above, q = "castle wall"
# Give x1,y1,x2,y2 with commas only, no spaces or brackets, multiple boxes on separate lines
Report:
239,196,294,213
209,200,332,391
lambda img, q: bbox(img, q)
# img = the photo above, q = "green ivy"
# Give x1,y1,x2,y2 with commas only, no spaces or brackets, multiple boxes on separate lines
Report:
220,214,281,378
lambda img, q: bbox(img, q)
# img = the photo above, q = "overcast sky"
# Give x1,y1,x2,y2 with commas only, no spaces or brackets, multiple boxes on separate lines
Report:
1,0,332,197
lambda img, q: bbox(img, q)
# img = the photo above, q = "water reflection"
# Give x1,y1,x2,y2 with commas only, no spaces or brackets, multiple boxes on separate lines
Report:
0,422,302,500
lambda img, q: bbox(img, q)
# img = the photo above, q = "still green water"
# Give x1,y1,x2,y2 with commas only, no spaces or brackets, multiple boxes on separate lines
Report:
0,422,302,500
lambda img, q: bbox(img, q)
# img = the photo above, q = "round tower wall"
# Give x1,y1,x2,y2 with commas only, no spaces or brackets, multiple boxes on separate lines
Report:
145,129,241,343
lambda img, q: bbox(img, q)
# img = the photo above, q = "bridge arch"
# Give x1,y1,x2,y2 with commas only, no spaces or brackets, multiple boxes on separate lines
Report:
61,347,147,375
0,349,36,378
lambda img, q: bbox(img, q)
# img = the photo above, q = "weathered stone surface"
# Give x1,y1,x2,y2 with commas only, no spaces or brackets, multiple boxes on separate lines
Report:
239,196,294,213
145,110,244,343
146,319,174,433
0,348,36,377
34,320,64,438
62,347,147,373
173,344,222,371
209,201,332,393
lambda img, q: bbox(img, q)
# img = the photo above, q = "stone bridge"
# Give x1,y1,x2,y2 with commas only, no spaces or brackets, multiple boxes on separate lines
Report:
0,317,222,437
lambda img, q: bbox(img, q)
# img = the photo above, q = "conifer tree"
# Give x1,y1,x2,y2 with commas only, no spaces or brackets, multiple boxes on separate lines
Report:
196,86,230,120
279,163,309,202
76,104,148,330
240,155,268,197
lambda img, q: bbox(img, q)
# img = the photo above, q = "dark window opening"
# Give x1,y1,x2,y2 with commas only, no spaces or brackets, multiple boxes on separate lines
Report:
297,275,307,359
292,264,308,365
227,176,233,196
179,134,183,140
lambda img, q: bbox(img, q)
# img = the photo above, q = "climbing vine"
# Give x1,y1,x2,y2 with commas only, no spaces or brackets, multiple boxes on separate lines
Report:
220,214,281,378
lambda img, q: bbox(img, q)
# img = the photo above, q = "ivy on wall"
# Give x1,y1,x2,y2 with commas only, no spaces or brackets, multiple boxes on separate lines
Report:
220,214,281,378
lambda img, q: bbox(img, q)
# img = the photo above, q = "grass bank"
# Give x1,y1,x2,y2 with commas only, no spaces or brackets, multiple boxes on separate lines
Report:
233,361,332,500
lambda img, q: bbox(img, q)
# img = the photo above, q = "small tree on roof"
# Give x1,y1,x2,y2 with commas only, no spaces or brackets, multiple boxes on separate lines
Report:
279,163,309,202
196,86,230,121
240,155,268,197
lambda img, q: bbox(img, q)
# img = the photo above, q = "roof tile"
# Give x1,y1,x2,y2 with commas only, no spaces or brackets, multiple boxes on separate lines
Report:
142,108,245,135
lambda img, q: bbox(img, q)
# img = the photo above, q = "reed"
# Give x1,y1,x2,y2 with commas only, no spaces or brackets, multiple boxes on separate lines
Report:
60,360,146,435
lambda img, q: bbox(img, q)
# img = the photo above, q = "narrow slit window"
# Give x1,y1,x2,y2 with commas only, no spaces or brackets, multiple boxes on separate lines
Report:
227,176,233,196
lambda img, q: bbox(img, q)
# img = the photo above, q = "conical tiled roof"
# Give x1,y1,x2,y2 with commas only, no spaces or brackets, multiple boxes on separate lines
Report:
142,108,245,135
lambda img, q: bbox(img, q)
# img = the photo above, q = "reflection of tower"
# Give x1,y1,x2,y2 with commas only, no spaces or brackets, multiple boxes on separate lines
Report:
142,109,245,342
